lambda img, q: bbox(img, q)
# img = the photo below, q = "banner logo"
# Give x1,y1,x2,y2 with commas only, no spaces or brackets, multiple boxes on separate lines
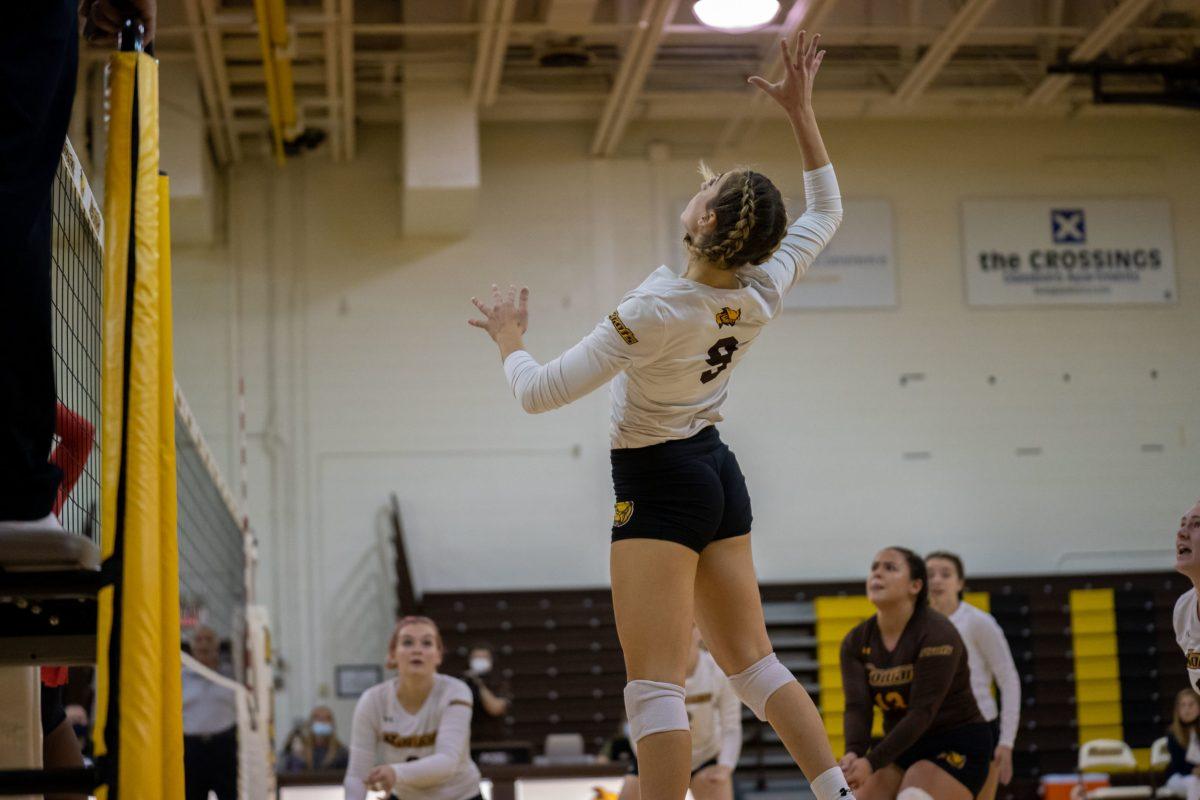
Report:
1051,209,1086,244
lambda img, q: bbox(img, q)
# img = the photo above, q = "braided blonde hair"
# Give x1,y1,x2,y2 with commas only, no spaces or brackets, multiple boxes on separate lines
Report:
686,171,758,267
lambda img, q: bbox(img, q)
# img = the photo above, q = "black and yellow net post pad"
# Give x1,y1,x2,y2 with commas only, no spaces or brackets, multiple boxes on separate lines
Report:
91,20,185,800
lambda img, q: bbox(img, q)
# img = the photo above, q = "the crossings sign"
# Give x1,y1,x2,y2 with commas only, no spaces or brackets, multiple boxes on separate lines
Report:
961,198,1177,306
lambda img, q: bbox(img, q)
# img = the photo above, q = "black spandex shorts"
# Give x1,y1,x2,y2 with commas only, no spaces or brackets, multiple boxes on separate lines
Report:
610,426,752,554
988,717,1000,750
893,722,993,796
627,754,718,778
40,684,66,736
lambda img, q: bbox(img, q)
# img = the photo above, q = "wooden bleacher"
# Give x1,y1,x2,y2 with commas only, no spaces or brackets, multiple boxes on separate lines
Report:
418,570,1188,799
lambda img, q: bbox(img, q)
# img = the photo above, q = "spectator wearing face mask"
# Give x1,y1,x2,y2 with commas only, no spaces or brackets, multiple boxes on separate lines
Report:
459,643,511,743
281,705,350,773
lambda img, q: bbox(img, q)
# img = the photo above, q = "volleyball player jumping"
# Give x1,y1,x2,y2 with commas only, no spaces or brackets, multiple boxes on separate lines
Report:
470,31,851,800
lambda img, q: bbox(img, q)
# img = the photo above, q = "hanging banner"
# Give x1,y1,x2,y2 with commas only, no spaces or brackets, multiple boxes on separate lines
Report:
962,198,1177,306
783,199,896,310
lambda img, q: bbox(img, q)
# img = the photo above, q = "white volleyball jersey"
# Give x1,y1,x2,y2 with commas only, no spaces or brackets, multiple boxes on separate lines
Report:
344,675,481,800
505,165,843,449
1174,588,1200,693
948,602,1020,748
685,651,742,771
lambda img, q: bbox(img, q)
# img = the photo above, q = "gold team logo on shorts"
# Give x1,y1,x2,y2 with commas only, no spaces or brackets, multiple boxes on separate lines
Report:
613,501,634,527
938,751,967,769
608,311,639,345
1187,651,1200,670
715,307,741,328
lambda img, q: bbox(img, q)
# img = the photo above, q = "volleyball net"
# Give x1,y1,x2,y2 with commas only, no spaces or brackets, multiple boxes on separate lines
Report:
51,123,273,798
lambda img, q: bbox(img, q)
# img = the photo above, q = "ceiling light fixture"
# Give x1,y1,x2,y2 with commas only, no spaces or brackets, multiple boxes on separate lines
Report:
692,0,780,33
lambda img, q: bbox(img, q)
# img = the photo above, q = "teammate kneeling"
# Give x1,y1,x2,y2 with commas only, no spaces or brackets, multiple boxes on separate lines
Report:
620,627,742,800
839,548,991,800
344,616,483,800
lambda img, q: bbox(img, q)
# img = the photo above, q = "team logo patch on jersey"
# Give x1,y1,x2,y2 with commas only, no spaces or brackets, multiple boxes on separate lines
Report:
608,311,639,345
715,307,741,328
1188,651,1200,670
938,751,967,769
613,501,634,527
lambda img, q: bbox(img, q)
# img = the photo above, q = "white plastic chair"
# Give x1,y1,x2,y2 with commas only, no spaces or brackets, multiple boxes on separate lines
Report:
1078,740,1153,799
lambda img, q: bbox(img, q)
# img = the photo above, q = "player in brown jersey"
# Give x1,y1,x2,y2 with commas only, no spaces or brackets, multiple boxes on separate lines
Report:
838,548,992,800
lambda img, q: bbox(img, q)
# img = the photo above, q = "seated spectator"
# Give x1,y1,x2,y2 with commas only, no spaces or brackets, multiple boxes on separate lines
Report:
280,705,350,773
1165,689,1200,800
460,642,511,742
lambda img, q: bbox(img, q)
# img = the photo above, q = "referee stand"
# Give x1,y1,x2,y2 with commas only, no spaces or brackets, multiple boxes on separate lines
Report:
0,21,185,799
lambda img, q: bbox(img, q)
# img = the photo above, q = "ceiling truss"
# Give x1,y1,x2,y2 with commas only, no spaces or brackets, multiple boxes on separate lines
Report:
105,0,1197,164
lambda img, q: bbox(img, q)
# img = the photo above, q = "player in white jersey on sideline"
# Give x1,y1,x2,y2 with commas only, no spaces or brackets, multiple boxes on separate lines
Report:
344,616,483,800
469,31,852,800
621,627,743,800
926,552,1021,800
1173,499,1200,693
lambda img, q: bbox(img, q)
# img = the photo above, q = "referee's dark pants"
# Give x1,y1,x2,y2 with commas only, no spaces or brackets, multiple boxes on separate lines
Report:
184,727,239,800
0,0,75,522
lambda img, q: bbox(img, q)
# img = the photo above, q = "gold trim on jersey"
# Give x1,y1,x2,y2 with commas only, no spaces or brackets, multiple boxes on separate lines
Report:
449,699,472,709
919,644,954,658
608,312,639,345
382,730,438,749
866,662,913,687
686,692,713,705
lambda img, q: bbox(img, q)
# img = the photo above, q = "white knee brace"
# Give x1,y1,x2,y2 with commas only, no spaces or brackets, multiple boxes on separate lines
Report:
727,653,796,721
623,680,689,743
897,788,935,800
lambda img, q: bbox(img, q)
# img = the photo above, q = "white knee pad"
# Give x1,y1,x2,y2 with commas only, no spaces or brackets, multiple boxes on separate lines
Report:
623,680,689,743
897,788,935,800
727,653,796,721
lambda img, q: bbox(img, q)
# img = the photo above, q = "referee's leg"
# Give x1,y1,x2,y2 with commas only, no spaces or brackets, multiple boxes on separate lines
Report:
0,0,76,524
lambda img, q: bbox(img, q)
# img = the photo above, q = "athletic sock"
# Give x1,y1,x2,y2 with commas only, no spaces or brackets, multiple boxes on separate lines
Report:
811,765,855,800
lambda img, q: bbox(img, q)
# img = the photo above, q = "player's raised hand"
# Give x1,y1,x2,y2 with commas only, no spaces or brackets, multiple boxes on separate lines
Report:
748,29,825,116
469,284,530,344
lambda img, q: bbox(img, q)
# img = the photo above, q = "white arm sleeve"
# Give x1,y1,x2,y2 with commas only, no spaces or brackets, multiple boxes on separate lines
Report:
760,164,844,295
978,613,1021,748
343,690,379,800
391,699,474,788
715,672,743,769
503,296,666,414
